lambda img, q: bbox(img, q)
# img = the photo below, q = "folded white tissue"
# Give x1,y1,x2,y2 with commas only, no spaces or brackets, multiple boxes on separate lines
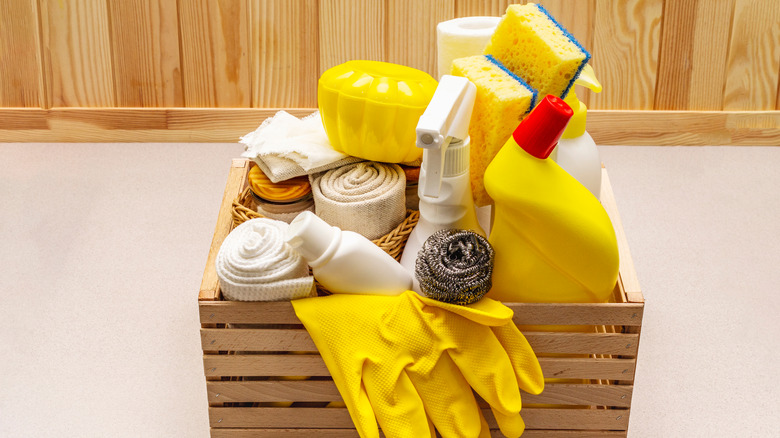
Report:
240,110,362,183
216,218,315,301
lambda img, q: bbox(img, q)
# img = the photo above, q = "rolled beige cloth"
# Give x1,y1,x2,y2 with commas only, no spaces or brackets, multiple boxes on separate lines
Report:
216,218,315,301
311,162,407,240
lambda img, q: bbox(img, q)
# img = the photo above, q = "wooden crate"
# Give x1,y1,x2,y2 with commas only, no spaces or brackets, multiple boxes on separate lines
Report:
199,159,645,437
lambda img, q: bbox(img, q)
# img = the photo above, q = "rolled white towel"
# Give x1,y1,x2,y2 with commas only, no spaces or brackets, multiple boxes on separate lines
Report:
216,218,314,301
311,162,406,240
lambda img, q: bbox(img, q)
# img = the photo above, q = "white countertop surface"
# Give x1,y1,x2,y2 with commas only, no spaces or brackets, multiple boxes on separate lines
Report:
1,143,778,437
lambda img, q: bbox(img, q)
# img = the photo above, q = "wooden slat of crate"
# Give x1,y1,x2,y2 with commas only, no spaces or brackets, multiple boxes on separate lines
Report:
600,168,643,303
209,406,629,430
203,355,635,381
200,159,250,301
207,380,632,407
200,301,644,326
200,328,639,356
210,429,627,438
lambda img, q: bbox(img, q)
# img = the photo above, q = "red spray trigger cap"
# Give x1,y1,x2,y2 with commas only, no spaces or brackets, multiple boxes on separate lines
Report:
512,95,573,159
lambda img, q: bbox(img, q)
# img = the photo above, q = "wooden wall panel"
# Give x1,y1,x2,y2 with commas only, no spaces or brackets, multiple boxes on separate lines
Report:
249,0,319,108
107,0,183,107
590,0,663,110
723,0,780,110
178,0,250,107
1,0,779,144
455,0,517,17
654,0,698,110
318,0,385,74
686,0,735,111
387,0,455,76
40,0,114,107
0,0,44,107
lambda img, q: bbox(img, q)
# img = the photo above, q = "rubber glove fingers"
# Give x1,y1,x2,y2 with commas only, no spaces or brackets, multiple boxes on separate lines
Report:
362,367,435,438
490,407,527,438
408,352,485,438
446,332,524,417
491,323,545,395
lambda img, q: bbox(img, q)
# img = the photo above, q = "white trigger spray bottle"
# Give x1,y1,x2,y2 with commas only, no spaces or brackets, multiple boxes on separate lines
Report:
399,75,485,283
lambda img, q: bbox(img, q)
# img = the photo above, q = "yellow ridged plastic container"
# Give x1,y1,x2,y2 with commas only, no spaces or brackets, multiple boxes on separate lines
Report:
484,95,619,304
318,60,437,163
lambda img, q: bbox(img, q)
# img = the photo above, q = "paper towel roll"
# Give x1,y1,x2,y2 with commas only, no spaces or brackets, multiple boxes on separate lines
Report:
436,16,501,79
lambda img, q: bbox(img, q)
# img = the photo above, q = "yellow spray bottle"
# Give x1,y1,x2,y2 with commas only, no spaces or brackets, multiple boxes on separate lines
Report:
484,95,619,303
550,64,604,199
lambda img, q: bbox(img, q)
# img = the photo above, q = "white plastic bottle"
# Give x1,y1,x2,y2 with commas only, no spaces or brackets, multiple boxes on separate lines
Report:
400,75,485,278
285,211,412,295
551,64,603,199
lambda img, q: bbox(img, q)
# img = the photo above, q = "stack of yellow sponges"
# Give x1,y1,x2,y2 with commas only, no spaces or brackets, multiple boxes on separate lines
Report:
484,2,590,99
451,54,537,206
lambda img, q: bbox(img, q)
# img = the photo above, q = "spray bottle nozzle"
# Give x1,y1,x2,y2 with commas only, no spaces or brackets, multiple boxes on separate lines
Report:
415,75,476,198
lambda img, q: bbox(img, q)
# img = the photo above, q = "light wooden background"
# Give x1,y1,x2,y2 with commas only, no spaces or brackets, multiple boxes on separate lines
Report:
1,0,778,144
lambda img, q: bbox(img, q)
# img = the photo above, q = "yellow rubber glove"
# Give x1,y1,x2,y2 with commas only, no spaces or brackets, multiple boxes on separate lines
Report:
292,290,544,438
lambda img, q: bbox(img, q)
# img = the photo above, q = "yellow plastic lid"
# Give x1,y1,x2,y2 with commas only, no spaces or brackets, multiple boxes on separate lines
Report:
319,60,437,108
318,61,438,163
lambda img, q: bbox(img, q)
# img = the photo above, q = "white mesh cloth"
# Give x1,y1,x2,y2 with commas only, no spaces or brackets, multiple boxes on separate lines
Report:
216,218,314,301
240,110,363,183
311,162,407,240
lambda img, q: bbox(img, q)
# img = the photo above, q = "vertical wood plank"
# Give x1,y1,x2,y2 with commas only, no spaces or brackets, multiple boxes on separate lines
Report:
0,0,44,107
590,0,663,110
40,0,114,107
387,0,455,77
319,0,385,74
654,0,698,110
249,0,319,108
455,0,518,17
687,0,735,110
108,0,183,107
723,0,780,110
178,0,250,107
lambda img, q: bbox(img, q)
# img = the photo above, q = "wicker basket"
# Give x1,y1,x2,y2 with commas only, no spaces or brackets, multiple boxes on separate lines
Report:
231,185,420,262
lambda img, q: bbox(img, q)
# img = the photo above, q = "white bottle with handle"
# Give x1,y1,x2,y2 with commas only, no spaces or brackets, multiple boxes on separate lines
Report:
551,64,603,199
400,75,485,281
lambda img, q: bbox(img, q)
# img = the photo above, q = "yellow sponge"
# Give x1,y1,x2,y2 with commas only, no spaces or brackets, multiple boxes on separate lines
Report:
451,55,537,206
484,2,590,99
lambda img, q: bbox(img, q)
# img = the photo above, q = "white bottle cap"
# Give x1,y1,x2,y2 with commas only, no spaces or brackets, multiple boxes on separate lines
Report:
285,211,339,264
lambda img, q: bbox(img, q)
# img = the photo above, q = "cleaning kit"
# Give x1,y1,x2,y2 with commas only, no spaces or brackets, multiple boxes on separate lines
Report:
204,3,643,436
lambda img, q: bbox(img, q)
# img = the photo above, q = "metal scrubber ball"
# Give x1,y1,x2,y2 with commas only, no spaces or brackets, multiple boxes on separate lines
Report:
414,229,495,305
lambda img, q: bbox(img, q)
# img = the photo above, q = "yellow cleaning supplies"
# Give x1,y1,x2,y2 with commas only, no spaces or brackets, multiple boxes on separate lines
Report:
450,54,537,206
484,95,619,303
292,290,544,438
318,60,438,163
484,3,590,99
